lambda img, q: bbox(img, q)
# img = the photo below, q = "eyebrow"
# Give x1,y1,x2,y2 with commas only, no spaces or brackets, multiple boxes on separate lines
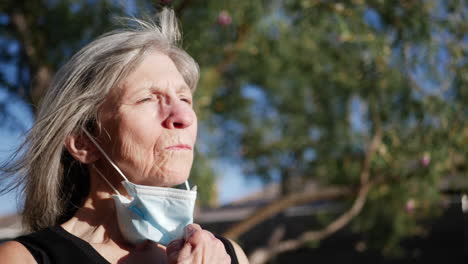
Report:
176,84,191,94
145,83,191,94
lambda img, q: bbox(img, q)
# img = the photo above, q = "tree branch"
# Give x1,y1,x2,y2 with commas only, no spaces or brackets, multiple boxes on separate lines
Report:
10,11,38,66
222,186,353,240
224,129,383,239
361,126,382,184
247,130,383,264
221,129,384,263
248,181,373,264
10,9,52,107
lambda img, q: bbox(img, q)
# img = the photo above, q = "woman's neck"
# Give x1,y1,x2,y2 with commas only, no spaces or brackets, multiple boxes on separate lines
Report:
61,182,124,245
60,174,169,264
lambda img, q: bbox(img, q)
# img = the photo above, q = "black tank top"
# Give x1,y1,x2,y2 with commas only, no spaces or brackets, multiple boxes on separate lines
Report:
14,226,239,264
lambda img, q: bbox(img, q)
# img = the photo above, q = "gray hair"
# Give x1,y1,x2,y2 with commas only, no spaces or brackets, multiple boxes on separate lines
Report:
1,8,199,232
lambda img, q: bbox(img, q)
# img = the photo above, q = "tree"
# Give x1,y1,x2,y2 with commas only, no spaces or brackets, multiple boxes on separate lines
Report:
179,1,467,262
1,0,467,263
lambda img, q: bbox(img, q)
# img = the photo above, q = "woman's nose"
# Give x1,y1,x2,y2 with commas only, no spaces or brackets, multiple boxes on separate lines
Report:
162,102,195,129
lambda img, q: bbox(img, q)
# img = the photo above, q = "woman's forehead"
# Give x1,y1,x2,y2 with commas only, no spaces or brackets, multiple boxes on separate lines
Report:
110,53,191,99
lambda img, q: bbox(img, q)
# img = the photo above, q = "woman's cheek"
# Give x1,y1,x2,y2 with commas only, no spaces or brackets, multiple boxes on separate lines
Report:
118,139,154,174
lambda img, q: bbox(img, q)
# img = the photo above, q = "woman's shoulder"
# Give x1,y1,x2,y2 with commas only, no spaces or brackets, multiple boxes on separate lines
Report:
0,240,37,264
227,239,249,264
215,234,249,264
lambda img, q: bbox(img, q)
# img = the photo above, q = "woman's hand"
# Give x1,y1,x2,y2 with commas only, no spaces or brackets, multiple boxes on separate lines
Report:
166,224,231,264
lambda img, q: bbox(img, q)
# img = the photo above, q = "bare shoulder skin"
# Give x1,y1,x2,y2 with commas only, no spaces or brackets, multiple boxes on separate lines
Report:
229,239,250,264
0,240,37,264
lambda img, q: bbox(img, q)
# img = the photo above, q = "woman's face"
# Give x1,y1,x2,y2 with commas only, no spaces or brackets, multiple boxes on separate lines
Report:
97,51,197,187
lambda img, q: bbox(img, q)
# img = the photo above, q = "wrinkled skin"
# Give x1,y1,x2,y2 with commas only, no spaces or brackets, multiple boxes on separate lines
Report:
0,50,243,264
83,51,233,263
96,51,197,188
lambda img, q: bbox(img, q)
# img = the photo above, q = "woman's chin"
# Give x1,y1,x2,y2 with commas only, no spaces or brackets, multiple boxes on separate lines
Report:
137,170,190,187
163,173,191,188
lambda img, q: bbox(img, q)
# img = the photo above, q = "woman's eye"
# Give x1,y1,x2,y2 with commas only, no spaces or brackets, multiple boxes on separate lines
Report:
138,98,153,103
181,97,192,104
138,94,160,103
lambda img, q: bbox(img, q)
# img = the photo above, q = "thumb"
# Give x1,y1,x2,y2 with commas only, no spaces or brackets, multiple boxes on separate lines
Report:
183,224,202,241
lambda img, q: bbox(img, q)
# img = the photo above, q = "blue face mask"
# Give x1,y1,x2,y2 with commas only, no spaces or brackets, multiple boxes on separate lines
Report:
83,129,197,246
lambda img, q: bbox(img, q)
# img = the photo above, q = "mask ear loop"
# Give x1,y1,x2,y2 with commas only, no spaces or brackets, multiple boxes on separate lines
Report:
93,165,122,196
82,129,129,182
83,128,192,191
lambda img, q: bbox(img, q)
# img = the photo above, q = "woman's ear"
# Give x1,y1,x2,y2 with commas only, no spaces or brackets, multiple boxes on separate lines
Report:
65,133,99,164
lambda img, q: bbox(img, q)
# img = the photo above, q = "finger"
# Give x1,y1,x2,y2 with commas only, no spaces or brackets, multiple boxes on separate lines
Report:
166,239,184,263
207,230,216,240
185,230,222,252
175,242,193,263
166,239,184,255
184,223,202,241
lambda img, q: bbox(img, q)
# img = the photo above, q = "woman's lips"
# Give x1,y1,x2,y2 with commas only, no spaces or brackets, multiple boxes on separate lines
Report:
165,144,192,150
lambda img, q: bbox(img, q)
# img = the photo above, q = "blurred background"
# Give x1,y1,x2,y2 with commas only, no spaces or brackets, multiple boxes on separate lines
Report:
0,0,467,263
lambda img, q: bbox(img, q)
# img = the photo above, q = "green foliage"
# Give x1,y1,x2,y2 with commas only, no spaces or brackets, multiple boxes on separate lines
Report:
1,0,467,257
177,0,468,255
189,150,218,207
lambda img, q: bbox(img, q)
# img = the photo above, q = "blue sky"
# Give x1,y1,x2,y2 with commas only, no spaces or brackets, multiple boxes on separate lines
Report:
0,88,34,216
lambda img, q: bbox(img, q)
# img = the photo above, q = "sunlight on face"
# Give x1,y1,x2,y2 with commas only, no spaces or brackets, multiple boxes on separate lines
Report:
98,51,197,187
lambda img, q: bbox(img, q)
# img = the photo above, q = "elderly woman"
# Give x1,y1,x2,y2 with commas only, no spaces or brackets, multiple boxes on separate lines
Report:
0,9,248,264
